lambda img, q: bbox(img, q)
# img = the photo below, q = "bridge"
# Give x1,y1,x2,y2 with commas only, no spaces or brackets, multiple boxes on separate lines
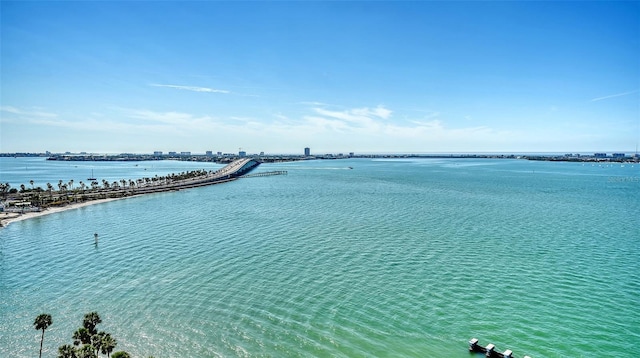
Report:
210,158,261,180
132,158,261,194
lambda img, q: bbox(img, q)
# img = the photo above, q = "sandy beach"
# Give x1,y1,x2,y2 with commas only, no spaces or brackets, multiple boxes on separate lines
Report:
0,197,132,228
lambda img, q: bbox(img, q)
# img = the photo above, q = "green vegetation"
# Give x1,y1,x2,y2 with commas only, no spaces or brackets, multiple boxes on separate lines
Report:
41,312,134,358
34,313,53,358
6,169,215,210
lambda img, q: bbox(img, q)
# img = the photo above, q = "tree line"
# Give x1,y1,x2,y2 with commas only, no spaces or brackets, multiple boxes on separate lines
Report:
34,312,153,358
1,169,212,207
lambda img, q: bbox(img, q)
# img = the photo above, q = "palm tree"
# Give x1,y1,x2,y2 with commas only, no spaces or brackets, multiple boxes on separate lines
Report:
30,187,42,207
34,313,53,358
0,182,9,199
92,331,105,357
30,180,35,190
110,352,130,358
82,312,102,335
72,328,92,346
100,333,117,358
76,345,97,358
79,181,86,201
69,180,75,201
58,344,78,358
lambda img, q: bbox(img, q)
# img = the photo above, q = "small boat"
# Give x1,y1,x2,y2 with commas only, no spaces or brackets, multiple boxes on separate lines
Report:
87,169,97,181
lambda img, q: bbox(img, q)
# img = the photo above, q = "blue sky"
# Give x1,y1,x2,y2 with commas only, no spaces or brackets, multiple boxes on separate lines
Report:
1,1,639,154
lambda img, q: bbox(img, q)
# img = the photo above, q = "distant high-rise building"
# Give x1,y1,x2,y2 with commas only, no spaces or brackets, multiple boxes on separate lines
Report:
304,147,310,156
154,151,163,156
239,151,246,157
206,151,213,156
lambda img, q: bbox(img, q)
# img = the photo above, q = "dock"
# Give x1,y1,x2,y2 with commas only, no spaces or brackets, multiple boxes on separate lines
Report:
469,338,531,358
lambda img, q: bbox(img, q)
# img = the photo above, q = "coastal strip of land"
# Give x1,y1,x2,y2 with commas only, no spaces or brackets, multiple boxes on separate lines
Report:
1,158,262,228
1,197,128,228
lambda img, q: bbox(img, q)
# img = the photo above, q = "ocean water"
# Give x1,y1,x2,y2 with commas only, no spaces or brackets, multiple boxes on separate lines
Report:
1,157,639,357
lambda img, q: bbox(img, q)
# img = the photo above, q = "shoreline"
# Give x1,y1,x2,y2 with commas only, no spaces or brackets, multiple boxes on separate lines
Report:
0,197,131,228
1,158,258,228
5,152,638,163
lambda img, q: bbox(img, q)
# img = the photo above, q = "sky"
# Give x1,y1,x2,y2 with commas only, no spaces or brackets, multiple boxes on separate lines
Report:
1,1,639,155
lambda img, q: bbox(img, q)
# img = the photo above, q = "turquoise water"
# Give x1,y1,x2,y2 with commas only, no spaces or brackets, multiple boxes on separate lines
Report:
1,157,639,357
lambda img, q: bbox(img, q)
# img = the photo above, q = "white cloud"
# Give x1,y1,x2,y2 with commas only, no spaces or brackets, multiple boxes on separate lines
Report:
353,106,392,119
150,84,230,94
10,108,216,136
309,106,392,131
5,101,614,154
128,110,201,125
315,105,391,121
0,105,58,118
299,101,329,106
284,104,525,152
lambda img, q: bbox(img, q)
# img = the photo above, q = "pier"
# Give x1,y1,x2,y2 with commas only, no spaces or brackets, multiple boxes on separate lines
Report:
469,338,531,358
241,170,287,178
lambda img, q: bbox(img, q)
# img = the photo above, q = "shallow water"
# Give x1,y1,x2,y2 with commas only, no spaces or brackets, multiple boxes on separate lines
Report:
1,157,639,357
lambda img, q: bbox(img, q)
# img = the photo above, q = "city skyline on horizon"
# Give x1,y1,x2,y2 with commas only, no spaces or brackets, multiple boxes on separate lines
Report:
1,2,639,154
2,148,638,157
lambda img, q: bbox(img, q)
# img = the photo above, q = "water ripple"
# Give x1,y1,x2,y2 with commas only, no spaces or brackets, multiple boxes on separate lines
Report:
2,159,639,357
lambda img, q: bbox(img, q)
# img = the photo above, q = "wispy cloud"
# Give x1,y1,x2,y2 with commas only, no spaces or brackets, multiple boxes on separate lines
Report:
122,109,222,136
294,104,512,146
590,90,638,102
299,101,330,106
0,105,58,118
150,84,230,94
310,105,392,130
4,102,586,153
